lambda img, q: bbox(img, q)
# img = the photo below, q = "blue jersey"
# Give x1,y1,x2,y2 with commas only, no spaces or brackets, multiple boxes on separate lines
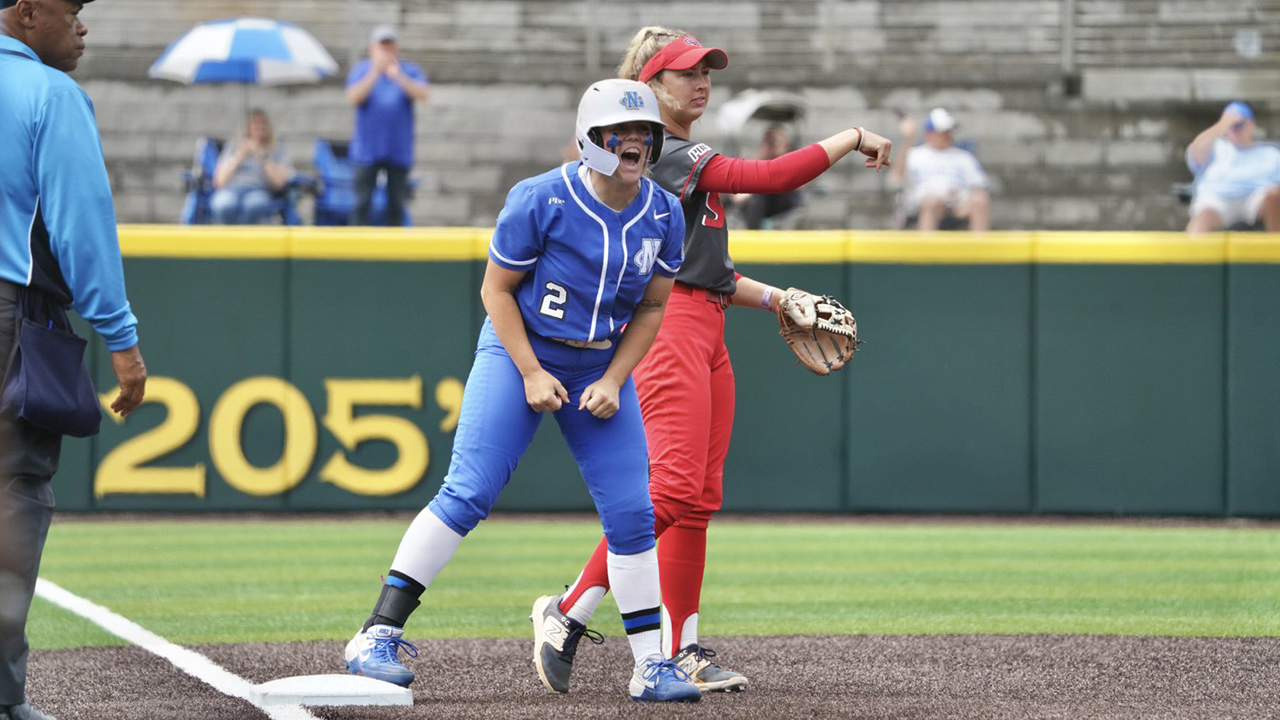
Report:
0,37,138,351
346,59,427,167
488,162,685,344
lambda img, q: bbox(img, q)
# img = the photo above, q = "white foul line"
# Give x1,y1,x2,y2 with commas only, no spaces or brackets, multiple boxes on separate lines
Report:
35,578,319,720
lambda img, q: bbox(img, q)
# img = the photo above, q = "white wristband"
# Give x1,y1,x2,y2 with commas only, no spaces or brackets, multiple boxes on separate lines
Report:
760,286,779,310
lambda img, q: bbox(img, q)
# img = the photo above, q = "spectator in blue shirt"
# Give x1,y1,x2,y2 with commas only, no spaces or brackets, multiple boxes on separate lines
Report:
1186,101,1280,233
210,109,293,225
345,25,429,226
0,1,147,719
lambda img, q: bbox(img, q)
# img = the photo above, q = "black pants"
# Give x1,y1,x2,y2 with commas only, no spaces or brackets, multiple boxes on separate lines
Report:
0,281,60,706
353,162,410,226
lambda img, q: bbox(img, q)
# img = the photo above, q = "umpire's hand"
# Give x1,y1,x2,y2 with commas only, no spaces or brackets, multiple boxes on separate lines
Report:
110,345,147,417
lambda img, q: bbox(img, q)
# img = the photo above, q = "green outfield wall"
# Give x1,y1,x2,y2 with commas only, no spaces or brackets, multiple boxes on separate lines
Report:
53,227,1280,517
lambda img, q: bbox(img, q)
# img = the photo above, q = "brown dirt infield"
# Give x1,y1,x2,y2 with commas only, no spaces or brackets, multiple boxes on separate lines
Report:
27,633,1280,719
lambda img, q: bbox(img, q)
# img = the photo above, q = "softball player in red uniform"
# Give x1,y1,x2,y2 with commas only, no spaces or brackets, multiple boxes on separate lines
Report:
532,27,891,694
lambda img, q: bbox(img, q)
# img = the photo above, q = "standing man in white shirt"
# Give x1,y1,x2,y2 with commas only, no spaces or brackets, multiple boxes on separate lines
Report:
893,108,990,232
1185,101,1280,234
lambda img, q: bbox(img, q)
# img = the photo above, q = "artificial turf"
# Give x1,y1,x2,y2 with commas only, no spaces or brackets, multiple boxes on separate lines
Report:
28,516,1280,650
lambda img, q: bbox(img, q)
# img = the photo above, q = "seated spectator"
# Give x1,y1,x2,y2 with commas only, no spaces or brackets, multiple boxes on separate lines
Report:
1185,101,1280,234
892,108,990,232
210,109,292,225
732,124,804,229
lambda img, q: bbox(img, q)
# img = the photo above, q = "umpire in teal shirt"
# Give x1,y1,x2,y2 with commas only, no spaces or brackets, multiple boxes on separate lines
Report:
0,1,147,718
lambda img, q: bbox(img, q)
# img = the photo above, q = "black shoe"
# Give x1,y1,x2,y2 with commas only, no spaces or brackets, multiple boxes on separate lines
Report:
530,594,603,693
1,702,59,720
672,644,749,692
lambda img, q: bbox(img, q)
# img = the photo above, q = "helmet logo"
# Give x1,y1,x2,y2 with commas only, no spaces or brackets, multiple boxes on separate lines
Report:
619,91,645,111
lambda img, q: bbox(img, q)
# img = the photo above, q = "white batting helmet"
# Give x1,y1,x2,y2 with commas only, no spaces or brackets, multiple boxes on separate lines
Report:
575,79,665,176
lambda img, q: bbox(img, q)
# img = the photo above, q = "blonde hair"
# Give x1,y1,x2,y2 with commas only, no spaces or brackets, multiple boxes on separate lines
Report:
616,25,691,111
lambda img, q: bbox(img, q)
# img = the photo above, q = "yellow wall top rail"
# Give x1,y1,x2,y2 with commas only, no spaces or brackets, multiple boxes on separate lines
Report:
117,225,1280,264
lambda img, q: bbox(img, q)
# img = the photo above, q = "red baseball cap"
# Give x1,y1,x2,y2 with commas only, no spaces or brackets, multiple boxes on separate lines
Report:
638,37,729,83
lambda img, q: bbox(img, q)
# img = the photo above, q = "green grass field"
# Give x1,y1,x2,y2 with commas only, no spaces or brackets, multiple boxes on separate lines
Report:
28,516,1280,650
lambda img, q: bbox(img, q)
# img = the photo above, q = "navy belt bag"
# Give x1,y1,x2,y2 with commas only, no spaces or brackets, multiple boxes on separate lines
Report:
0,289,101,438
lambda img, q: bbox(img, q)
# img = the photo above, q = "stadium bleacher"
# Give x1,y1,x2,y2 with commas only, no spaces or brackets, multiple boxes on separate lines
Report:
83,0,1278,229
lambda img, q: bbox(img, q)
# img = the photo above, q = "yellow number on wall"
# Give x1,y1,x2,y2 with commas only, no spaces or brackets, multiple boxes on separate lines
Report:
94,377,206,497
435,376,464,432
319,376,428,496
209,377,317,496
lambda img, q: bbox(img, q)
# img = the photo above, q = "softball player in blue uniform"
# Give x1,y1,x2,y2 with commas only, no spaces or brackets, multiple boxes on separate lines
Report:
345,79,700,703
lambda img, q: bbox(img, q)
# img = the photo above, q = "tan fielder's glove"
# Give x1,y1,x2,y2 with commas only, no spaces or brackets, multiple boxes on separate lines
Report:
776,288,860,376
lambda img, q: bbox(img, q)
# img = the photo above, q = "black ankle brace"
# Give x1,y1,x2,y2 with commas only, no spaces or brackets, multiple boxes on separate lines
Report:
363,582,422,631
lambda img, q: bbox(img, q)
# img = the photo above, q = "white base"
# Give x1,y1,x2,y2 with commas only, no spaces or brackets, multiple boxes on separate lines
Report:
251,674,413,707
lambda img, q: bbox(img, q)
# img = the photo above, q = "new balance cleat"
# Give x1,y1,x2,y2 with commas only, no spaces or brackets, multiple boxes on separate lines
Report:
344,624,418,687
672,644,748,692
530,594,603,693
629,655,702,703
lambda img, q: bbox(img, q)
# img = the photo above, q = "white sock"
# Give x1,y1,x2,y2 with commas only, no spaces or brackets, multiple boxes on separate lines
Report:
661,606,698,657
562,572,606,626
607,548,662,665
680,612,699,652
388,508,465,591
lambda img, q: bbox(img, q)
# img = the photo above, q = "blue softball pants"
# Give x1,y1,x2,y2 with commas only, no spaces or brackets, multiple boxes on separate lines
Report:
428,319,656,556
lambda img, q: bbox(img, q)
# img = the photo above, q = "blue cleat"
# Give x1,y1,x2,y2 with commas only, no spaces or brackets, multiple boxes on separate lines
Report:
629,655,702,703
344,624,418,687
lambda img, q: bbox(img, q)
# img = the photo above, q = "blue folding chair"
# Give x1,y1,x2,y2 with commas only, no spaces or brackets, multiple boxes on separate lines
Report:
312,138,356,226
178,137,223,225
178,136,304,225
312,138,415,226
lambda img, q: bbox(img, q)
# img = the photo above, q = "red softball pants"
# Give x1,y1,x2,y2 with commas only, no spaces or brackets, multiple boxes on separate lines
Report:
560,283,736,655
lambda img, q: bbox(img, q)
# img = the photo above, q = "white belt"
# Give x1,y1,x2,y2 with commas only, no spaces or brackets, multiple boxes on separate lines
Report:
550,337,613,350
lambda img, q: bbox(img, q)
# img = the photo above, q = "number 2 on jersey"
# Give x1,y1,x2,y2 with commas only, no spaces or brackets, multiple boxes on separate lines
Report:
540,282,567,320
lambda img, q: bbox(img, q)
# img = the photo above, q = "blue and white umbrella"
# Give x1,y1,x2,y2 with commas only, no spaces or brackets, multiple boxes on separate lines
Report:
149,17,338,85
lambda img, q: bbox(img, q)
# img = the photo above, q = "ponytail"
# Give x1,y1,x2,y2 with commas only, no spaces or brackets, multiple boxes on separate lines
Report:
616,25,690,111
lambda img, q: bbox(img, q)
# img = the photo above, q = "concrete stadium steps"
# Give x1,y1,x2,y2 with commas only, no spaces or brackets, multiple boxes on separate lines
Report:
78,0,1278,82
72,0,1276,229
83,78,1219,229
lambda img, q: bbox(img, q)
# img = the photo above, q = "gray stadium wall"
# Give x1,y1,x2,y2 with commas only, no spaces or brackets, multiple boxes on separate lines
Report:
54,227,1280,517
78,0,1280,231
